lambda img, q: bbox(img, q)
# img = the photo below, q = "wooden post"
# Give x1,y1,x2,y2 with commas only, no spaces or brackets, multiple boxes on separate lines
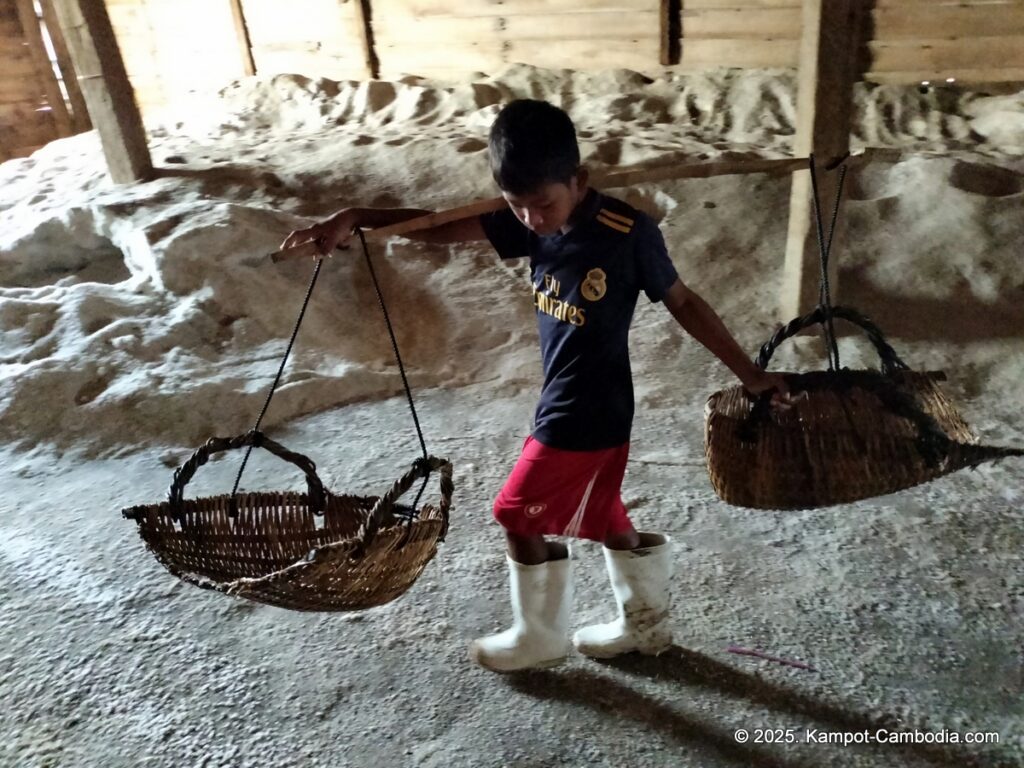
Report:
50,0,152,183
227,0,255,77
780,0,860,319
353,0,378,79
15,0,72,136
39,0,91,133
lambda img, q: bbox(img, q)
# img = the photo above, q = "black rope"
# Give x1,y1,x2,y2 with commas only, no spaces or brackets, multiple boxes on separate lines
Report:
808,155,842,372
229,257,324,512
356,228,431,513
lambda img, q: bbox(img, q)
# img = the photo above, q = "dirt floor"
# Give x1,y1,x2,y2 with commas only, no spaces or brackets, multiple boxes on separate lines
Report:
2,369,1022,768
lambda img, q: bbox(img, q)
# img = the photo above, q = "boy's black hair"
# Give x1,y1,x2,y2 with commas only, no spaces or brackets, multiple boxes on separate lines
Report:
488,99,580,195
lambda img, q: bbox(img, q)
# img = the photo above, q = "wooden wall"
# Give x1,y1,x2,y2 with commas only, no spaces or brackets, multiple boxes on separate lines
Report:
243,0,369,81
0,0,87,162
867,0,1024,85
678,0,1024,85
3,0,1024,163
104,0,252,116
372,0,662,80
681,0,801,70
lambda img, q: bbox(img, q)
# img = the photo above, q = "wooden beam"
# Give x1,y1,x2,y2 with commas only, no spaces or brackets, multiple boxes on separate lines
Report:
50,0,152,183
227,0,256,77
39,0,91,133
781,0,861,320
14,0,72,137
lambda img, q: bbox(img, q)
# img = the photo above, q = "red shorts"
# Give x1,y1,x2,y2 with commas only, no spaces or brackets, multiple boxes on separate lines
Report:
493,436,633,542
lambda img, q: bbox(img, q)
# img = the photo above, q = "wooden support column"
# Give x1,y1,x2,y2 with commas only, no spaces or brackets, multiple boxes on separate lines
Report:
780,0,860,319
228,0,255,77
353,0,379,79
50,0,152,183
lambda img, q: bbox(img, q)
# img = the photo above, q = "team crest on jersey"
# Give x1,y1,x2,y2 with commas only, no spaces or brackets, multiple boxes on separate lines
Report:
524,503,547,518
580,268,607,302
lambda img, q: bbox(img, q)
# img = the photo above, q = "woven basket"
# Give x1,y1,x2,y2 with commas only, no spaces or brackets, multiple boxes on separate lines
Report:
705,306,1023,510
123,431,453,611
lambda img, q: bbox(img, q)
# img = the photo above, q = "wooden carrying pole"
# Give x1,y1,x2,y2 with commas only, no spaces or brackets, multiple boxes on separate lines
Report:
270,155,814,264
51,0,152,183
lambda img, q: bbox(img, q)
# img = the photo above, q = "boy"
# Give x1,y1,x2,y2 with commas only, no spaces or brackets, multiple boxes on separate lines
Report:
281,99,788,672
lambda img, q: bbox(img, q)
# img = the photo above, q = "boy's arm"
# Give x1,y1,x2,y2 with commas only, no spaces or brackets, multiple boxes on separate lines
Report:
662,278,790,400
280,206,487,255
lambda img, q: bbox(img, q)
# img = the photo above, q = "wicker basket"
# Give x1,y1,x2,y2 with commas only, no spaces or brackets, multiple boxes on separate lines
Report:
123,431,453,611
705,306,1023,510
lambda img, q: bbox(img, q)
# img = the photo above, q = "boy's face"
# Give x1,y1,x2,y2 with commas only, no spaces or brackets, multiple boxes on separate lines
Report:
502,170,587,237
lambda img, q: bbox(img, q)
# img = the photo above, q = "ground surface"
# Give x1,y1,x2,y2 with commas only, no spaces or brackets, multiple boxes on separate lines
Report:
2,369,1022,768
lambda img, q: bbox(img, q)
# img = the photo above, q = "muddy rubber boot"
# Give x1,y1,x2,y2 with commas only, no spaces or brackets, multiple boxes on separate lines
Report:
469,553,572,672
573,531,673,658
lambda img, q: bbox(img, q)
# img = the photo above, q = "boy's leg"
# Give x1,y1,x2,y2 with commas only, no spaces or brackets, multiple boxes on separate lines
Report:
603,527,640,551
574,525,674,658
506,531,569,565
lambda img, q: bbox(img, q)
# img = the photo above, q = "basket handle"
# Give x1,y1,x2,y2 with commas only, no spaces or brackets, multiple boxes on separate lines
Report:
738,306,911,443
167,430,327,515
354,455,454,554
755,305,909,375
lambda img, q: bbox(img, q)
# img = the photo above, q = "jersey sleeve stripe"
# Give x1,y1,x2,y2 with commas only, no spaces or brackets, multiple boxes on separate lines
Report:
596,214,632,234
598,208,635,226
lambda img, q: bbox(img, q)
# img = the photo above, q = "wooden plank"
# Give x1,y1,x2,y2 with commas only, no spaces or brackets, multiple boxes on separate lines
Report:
506,37,660,69
0,51,40,76
228,0,256,76
374,11,659,42
9,143,48,158
39,0,90,132
0,36,30,53
681,37,798,68
865,67,1024,84
873,0,1024,8
50,0,152,183
682,7,800,38
683,0,798,7
869,36,1024,72
0,117,58,149
0,102,59,128
0,77,46,100
782,0,861,318
0,98,50,117
873,4,1024,39
373,0,657,17
0,20,23,36
253,51,368,79
15,0,72,136
382,35,661,73
242,0,362,44
375,44,503,74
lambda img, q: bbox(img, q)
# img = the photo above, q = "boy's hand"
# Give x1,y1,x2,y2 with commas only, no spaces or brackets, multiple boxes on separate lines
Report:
741,369,800,411
280,209,359,257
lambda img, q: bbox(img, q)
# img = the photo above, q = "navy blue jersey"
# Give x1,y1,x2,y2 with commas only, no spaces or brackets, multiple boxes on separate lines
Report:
480,190,679,450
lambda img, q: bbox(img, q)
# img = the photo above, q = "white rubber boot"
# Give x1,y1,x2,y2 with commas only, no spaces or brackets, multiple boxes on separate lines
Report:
469,554,573,672
573,532,673,658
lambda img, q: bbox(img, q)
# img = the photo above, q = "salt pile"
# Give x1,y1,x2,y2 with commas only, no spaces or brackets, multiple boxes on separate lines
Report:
0,64,1021,456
